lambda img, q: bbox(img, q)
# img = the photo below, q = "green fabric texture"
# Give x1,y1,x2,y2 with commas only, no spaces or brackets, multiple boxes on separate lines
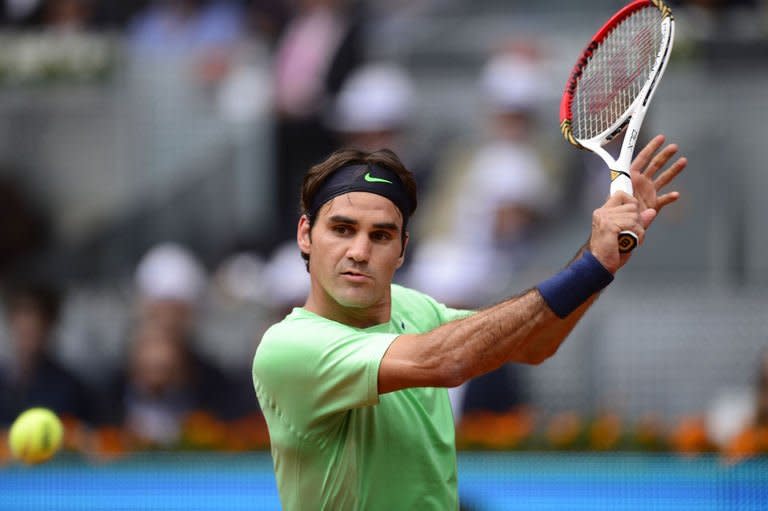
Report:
252,284,472,510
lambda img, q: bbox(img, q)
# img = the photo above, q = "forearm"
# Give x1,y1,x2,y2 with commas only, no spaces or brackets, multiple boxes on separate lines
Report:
426,287,597,382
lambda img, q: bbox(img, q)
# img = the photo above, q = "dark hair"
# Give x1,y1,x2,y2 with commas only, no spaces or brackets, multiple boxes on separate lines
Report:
299,148,418,268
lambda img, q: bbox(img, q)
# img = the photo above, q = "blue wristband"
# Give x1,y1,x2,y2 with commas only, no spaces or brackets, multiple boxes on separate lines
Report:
536,251,614,319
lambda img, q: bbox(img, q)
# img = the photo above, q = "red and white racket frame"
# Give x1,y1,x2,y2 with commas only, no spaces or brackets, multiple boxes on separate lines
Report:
560,0,675,252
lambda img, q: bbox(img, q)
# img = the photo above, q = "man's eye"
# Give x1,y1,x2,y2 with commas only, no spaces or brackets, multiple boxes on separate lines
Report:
371,231,393,242
333,225,352,235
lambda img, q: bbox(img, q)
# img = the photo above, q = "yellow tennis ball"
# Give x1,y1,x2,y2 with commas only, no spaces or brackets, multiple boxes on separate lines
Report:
8,408,64,464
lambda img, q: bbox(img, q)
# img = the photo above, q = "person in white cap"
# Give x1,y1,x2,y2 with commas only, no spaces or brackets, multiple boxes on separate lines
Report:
406,48,558,422
329,62,435,195
331,63,414,152
104,243,247,434
407,48,554,309
134,242,208,339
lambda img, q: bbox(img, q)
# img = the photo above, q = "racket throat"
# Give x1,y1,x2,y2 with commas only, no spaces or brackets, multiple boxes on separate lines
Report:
610,169,631,182
609,168,633,196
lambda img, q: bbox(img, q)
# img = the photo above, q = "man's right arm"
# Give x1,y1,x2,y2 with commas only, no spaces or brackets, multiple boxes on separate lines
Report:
378,278,596,394
378,192,641,395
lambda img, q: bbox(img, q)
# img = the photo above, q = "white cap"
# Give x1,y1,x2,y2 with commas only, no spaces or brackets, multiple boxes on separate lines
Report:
262,241,310,308
332,63,414,133
135,243,207,304
480,55,543,113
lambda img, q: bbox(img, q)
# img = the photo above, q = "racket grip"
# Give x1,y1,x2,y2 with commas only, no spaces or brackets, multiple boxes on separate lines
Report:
610,170,637,253
618,231,638,253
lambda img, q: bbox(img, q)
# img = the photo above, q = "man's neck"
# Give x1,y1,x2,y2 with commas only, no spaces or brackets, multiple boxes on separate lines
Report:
304,293,391,329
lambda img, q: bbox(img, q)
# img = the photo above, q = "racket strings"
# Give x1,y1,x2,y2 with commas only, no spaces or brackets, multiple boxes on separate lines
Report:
573,6,663,140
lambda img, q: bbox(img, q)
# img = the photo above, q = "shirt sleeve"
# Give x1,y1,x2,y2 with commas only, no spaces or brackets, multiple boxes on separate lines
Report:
253,322,397,434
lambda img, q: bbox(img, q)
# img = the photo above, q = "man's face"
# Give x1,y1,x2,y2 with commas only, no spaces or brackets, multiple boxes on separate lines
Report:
298,192,407,321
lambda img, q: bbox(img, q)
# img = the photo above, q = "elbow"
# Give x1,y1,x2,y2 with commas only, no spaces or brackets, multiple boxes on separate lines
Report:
524,353,550,366
521,345,559,365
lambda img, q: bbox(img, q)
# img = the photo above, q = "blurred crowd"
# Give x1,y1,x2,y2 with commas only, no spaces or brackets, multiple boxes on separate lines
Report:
0,0,767,460
0,0,570,446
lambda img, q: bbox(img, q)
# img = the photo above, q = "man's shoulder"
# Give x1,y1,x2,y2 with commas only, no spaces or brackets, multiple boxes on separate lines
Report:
390,283,436,306
390,284,447,329
258,309,352,354
269,307,350,331
255,310,342,382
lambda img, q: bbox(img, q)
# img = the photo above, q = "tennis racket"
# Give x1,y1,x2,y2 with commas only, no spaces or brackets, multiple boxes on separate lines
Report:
560,0,674,253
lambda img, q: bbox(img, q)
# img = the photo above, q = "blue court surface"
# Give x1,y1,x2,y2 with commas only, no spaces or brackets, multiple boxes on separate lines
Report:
1,452,766,510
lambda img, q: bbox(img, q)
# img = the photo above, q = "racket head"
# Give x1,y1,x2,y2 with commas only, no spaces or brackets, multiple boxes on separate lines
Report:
559,0,674,150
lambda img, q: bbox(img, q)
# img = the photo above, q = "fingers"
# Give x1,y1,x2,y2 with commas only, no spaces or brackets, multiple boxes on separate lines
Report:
604,190,635,206
640,208,658,229
656,191,680,211
630,134,666,175
599,193,647,239
643,144,678,179
654,156,687,191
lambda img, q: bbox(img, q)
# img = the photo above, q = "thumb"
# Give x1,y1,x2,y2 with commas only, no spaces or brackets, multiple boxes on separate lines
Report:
640,208,657,229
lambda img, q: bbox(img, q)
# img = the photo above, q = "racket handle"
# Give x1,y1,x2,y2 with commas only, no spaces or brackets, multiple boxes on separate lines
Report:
610,170,637,253
618,231,638,253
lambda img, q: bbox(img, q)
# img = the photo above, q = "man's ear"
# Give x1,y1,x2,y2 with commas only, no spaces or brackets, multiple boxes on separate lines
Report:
297,215,312,253
396,232,409,269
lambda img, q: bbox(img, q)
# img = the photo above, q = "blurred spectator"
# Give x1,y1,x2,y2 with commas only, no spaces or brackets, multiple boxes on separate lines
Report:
0,175,50,283
670,0,761,42
110,322,210,446
1,0,45,26
406,46,555,307
260,240,311,317
709,348,768,452
122,243,249,421
128,0,244,55
706,384,755,450
0,282,95,426
134,242,207,339
0,0,95,30
127,0,246,85
402,46,555,423
42,0,94,31
271,0,366,242
330,62,413,152
329,62,435,192
242,0,292,47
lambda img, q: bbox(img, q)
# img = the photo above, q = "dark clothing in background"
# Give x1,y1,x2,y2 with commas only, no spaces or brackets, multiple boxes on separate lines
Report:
272,7,366,243
0,354,95,426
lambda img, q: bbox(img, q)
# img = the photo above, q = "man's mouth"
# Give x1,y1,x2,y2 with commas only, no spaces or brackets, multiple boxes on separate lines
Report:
341,270,370,279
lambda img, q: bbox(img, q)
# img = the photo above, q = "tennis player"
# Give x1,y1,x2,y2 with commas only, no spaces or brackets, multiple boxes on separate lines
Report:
252,136,686,510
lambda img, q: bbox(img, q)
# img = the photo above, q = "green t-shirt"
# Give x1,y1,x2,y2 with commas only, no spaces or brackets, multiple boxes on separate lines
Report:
252,284,472,510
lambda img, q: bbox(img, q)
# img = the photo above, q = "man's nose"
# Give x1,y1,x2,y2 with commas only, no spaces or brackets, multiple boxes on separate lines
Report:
347,234,371,262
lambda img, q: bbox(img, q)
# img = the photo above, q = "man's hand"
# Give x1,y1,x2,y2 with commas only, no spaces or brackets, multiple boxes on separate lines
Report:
630,134,687,225
590,134,687,273
589,192,646,273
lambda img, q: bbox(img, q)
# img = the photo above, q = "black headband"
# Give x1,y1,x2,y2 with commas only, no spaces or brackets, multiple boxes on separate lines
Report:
307,163,415,225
